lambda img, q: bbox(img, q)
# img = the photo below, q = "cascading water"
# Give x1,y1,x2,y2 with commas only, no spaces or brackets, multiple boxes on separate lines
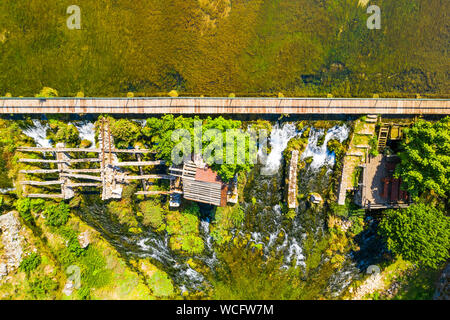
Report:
17,119,369,298
73,121,96,148
301,125,350,170
22,119,51,148
260,123,300,176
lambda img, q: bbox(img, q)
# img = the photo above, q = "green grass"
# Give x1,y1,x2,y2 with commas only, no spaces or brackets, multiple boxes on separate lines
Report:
392,266,441,300
0,0,447,97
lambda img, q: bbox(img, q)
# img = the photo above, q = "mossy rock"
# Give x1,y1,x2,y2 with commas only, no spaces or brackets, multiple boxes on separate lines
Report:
304,157,313,165
139,201,165,230
301,127,311,138
80,139,92,148
107,201,139,229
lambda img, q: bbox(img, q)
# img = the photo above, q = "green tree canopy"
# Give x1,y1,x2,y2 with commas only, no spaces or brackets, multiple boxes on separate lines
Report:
396,117,450,200
143,115,254,181
379,203,450,269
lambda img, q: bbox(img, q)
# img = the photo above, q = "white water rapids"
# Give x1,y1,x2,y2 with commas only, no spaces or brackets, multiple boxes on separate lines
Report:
17,119,354,295
22,120,97,149
22,119,51,148
301,125,350,170
261,122,349,174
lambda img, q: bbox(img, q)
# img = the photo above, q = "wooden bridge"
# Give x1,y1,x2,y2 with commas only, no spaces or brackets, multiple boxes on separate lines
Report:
17,118,174,200
1,97,449,115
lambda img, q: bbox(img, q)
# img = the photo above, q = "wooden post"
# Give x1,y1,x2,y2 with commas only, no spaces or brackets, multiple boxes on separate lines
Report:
56,142,74,200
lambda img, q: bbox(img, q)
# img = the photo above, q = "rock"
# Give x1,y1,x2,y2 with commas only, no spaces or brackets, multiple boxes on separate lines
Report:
0,211,24,271
310,193,323,204
78,231,91,249
433,262,450,300
0,263,7,280
63,280,74,296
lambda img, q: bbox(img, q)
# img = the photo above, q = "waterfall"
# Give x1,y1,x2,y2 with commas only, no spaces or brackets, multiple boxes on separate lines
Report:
260,123,300,176
301,125,350,170
22,120,51,148
73,121,96,148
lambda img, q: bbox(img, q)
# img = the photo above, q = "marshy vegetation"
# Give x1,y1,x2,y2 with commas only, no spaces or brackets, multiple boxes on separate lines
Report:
0,0,448,97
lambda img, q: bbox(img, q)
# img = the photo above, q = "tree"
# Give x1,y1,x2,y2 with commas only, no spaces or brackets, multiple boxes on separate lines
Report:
109,118,142,149
47,120,80,147
396,117,450,200
379,203,450,269
143,115,254,181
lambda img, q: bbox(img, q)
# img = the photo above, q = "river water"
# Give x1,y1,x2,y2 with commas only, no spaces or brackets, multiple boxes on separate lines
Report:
20,119,383,298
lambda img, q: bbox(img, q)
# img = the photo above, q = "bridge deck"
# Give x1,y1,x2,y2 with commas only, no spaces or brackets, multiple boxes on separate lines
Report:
1,98,449,114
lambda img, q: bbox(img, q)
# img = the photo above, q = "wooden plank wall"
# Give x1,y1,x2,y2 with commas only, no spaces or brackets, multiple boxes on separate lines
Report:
0,98,449,114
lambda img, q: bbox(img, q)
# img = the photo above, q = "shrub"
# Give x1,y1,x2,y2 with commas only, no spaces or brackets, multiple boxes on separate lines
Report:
379,203,450,269
30,199,46,213
47,120,81,147
27,276,58,299
110,119,142,149
396,117,450,199
183,202,200,217
369,135,379,157
44,202,70,227
168,90,178,97
19,253,41,275
35,87,58,98
16,198,33,223
148,270,174,297
230,205,244,225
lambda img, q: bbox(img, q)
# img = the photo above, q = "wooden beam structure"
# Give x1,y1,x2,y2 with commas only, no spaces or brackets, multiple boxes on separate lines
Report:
26,194,64,199
60,173,103,181
17,147,155,154
123,174,174,180
114,160,166,167
18,158,100,164
135,191,173,196
287,150,299,209
20,180,64,186
1,97,449,114
17,119,225,205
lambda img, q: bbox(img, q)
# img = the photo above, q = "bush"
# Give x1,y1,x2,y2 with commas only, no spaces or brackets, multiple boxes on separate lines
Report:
16,198,33,223
30,199,46,213
44,202,70,227
379,203,450,269
19,253,41,275
47,120,81,147
369,135,379,157
110,119,142,149
27,276,58,299
58,227,85,258
396,117,450,199
183,202,200,217
35,87,58,98
168,90,178,97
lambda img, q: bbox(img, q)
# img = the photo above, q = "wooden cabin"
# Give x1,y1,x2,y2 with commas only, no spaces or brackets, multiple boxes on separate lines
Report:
169,161,228,207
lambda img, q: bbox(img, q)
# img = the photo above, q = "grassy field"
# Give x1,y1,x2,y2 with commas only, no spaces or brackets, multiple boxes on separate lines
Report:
0,0,448,97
